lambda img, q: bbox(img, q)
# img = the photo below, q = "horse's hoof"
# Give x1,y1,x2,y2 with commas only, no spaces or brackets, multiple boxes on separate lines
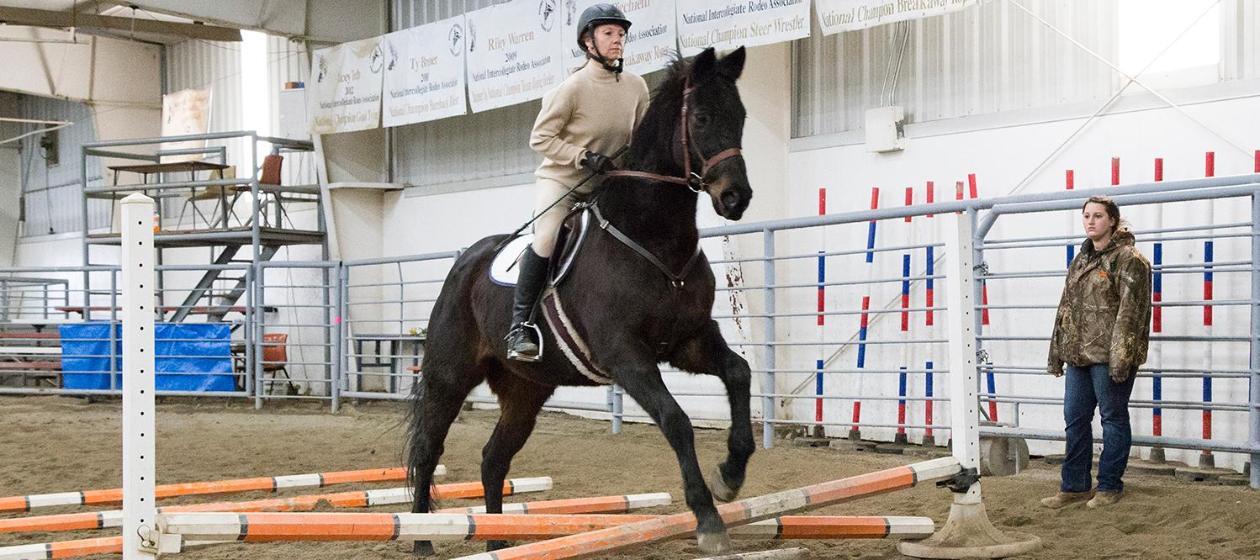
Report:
709,465,739,502
487,540,512,552
412,540,435,557
697,530,732,555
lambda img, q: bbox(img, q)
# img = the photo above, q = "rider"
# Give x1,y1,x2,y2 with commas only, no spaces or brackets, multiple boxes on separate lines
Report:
505,3,650,362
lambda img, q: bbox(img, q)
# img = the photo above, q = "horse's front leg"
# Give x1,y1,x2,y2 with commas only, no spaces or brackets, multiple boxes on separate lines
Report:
670,320,755,502
608,344,731,554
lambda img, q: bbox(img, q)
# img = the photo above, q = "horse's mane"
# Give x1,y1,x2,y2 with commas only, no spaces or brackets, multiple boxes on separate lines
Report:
624,53,690,171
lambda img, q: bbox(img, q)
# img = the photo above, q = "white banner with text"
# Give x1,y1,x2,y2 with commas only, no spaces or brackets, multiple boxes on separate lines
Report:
465,0,565,113
309,37,384,134
676,0,811,56
814,0,978,35
382,15,468,127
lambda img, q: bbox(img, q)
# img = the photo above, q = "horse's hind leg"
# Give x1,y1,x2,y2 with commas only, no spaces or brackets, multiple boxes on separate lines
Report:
406,358,486,556
479,368,555,551
670,320,755,502
612,355,731,555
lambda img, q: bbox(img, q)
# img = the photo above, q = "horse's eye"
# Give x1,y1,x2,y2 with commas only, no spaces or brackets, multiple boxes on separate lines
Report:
695,113,711,127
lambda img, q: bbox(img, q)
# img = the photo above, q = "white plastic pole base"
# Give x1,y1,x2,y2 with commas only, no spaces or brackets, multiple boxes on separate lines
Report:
897,495,1041,559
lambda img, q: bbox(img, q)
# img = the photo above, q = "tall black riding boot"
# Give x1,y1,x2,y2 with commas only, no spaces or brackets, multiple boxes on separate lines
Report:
505,246,549,362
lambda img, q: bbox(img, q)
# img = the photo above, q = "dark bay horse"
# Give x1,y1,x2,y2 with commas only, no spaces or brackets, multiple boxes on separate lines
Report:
406,46,753,555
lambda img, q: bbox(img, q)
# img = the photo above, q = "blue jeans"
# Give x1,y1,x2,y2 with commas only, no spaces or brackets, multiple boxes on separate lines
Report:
1061,363,1136,493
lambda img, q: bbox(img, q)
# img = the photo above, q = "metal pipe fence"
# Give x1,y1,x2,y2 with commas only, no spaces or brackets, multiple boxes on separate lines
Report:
4,169,1259,488
339,251,458,404
0,263,256,399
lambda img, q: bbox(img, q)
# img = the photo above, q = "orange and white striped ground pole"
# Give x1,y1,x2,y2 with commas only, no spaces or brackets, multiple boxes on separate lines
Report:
0,515,933,559
0,466,441,515
435,493,671,515
0,478,551,535
156,512,935,545
449,457,960,560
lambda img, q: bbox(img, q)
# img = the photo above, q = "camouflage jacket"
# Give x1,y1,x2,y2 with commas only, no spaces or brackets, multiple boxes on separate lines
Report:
1047,228,1152,382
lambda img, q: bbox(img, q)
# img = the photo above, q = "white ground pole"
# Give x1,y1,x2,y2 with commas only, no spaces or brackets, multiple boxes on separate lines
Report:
899,212,1041,559
121,194,159,559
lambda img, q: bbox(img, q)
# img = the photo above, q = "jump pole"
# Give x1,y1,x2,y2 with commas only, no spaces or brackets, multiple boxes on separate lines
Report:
2,515,934,559
0,466,443,514
0,479,553,535
447,456,961,560
437,492,670,515
897,212,1040,558
157,513,937,545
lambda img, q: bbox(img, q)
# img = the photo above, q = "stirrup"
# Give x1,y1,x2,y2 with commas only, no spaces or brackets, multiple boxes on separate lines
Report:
506,322,544,362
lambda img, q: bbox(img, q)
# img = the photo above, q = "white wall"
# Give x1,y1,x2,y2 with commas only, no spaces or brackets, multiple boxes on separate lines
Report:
10,27,1259,470
782,82,1260,472
370,47,1260,470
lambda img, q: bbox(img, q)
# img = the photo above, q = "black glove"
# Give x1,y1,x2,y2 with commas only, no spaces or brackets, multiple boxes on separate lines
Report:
580,151,616,174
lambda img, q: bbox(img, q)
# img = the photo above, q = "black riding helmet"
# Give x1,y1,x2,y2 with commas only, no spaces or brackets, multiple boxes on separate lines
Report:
577,4,631,74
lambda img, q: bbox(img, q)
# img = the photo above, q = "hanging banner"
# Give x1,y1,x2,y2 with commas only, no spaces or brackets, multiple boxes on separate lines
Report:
814,0,978,35
159,88,211,163
561,0,678,74
676,0,810,56
465,0,565,113
308,37,384,134
382,15,468,127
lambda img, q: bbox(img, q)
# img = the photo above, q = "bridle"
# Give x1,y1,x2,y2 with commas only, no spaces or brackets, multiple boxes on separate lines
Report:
581,76,743,294
607,77,742,193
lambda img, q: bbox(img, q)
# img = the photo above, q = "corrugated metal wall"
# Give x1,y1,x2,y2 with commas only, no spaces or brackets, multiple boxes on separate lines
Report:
165,39,250,180
1224,0,1260,80
389,0,541,189
792,0,1120,137
17,95,105,236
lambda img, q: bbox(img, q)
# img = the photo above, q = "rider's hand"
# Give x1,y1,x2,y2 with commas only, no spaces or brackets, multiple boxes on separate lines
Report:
581,151,616,174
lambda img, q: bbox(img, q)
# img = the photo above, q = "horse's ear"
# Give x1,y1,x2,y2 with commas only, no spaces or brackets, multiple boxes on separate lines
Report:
690,47,718,81
717,46,746,80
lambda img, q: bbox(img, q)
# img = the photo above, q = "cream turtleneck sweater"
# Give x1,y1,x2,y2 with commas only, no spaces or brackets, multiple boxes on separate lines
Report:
528,60,650,189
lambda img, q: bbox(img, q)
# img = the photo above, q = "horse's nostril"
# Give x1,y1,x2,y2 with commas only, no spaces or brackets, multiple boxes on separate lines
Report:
721,191,740,210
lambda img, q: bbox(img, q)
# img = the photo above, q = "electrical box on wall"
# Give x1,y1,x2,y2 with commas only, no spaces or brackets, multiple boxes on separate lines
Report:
39,130,59,166
865,106,905,153
277,85,310,141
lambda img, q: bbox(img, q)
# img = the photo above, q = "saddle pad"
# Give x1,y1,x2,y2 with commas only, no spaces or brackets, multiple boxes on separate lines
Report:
487,208,592,287
488,235,534,287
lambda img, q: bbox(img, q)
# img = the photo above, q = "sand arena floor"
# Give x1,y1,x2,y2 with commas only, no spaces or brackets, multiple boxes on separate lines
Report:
1,395,1258,559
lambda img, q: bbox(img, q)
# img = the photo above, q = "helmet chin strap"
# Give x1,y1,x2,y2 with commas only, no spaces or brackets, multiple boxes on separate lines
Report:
588,41,623,78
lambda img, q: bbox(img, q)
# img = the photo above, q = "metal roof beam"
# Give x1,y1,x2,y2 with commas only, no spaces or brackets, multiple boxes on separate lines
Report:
0,6,242,42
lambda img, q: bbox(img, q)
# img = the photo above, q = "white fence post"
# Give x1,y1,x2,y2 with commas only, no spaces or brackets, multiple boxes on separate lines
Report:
121,193,158,560
899,212,1041,559
944,211,983,503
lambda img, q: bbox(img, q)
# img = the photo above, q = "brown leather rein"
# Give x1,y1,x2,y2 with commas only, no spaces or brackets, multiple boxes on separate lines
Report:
606,78,742,193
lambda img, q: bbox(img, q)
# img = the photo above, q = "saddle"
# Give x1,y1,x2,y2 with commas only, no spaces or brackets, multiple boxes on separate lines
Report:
488,205,612,384
488,206,593,288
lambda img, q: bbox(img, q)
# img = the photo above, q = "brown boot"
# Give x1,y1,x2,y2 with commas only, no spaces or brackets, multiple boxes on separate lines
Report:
1086,489,1123,508
1039,490,1092,509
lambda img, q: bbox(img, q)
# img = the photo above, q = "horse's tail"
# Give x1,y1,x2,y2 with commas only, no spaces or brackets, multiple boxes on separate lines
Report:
403,374,426,491
403,237,502,507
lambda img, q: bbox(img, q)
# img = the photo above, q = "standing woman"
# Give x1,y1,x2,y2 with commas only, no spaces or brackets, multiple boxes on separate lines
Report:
505,4,650,361
1042,196,1152,509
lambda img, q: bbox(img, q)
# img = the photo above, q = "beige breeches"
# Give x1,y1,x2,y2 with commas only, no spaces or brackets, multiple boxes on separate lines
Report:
531,177,592,257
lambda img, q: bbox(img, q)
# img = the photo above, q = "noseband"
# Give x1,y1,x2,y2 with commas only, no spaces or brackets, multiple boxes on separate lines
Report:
607,77,742,193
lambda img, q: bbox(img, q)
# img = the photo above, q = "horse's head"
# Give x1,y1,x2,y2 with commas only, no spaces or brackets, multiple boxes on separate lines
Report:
685,47,751,220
